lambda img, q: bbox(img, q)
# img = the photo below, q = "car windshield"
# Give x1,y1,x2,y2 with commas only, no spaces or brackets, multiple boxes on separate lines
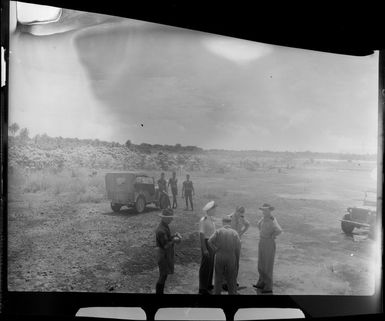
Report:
135,176,153,184
364,191,377,203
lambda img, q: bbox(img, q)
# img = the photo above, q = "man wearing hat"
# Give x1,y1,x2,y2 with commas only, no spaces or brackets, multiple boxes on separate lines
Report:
222,206,250,291
155,208,182,294
253,203,282,294
198,200,217,294
229,206,250,239
208,216,241,295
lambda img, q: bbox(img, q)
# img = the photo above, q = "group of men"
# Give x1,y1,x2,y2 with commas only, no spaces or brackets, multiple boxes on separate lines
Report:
198,201,250,295
154,173,283,295
157,172,195,210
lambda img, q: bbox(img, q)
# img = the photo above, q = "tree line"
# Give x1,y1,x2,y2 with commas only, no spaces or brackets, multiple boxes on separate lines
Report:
8,123,376,160
8,123,203,153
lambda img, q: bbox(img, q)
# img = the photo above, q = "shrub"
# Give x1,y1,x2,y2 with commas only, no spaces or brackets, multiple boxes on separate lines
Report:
23,171,51,192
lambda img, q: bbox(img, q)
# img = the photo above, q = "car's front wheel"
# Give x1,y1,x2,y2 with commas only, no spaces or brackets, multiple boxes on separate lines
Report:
135,196,146,213
341,213,355,234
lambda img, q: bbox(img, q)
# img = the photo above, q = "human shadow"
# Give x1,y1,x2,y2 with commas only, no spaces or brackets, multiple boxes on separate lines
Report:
102,205,160,218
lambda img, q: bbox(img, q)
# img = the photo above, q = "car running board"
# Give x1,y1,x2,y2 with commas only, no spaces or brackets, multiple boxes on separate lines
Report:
339,219,371,228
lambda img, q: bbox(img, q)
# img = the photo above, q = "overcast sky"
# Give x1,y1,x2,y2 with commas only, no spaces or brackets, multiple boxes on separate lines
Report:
9,7,379,154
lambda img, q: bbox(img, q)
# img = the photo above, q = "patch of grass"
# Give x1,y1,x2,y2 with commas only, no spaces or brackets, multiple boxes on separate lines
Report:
78,190,104,203
16,167,106,203
22,171,52,193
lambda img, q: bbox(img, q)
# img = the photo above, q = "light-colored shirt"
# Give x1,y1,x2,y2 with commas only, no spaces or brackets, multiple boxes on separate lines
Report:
257,216,282,239
228,212,250,237
199,215,216,239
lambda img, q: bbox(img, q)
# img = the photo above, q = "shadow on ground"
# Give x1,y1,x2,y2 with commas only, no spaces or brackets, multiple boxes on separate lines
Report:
102,205,160,218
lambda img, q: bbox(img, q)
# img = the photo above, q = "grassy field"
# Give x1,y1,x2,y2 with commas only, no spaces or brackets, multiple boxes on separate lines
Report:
7,160,378,294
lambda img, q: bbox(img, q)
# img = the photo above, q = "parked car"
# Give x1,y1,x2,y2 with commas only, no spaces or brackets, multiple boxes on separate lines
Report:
340,190,377,238
105,172,170,213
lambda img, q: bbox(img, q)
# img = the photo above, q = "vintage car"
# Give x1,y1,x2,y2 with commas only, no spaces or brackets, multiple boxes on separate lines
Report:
340,190,377,237
105,172,170,213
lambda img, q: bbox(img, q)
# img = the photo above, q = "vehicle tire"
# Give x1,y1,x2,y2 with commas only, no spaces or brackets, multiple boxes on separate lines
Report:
135,196,146,213
111,203,122,212
341,214,355,234
368,215,376,239
159,194,170,209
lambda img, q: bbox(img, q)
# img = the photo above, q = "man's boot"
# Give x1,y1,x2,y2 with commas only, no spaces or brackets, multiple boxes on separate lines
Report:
156,282,164,294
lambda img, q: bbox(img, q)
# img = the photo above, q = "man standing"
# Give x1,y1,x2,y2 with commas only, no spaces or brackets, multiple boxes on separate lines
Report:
208,216,241,295
222,206,250,291
157,172,167,193
229,206,250,239
168,171,178,209
198,200,216,294
253,203,282,294
182,174,195,211
155,208,181,294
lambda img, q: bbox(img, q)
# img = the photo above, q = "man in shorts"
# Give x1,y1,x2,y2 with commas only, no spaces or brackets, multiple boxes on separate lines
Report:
168,171,178,209
182,174,194,211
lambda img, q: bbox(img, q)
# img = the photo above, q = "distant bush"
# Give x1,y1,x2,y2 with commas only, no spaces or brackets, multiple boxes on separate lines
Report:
19,128,29,141
9,123,20,136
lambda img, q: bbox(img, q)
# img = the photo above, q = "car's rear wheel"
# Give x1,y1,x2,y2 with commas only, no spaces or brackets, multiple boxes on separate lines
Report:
159,194,170,209
111,203,122,212
368,214,376,239
135,196,146,213
341,213,355,234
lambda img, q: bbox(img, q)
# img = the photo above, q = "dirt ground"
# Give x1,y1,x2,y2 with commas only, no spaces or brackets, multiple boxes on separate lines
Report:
8,165,378,294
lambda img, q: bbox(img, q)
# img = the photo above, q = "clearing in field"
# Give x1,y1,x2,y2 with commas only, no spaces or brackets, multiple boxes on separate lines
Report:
8,158,378,295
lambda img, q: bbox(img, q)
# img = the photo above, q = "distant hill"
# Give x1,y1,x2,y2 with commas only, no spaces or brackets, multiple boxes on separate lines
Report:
8,132,377,173
8,135,204,172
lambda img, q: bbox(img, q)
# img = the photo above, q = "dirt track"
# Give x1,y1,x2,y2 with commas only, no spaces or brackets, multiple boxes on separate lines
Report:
8,166,377,294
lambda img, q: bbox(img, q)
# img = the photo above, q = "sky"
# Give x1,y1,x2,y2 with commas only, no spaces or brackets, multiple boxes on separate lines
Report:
9,3,379,154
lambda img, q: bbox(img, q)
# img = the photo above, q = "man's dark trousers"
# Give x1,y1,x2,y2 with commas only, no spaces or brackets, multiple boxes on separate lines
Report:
199,239,214,292
185,191,193,210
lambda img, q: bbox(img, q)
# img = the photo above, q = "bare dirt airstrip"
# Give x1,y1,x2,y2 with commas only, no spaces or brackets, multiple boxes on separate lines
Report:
8,158,378,295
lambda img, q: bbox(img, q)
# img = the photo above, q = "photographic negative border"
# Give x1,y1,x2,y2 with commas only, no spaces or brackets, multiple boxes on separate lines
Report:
1,1,383,320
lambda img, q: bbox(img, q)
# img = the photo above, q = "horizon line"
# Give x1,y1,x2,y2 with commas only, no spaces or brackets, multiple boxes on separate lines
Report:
9,133,378,156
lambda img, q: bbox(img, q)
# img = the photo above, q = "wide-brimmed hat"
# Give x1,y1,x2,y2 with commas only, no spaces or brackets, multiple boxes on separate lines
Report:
202,200,217,212
222,215,232,223
259,203,275,211
158,208,175,217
